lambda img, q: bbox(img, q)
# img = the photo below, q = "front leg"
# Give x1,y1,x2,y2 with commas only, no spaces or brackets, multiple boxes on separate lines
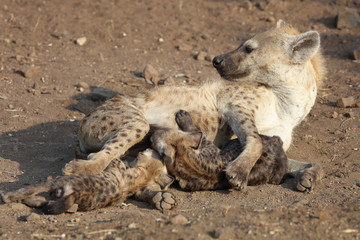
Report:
224,108,263,190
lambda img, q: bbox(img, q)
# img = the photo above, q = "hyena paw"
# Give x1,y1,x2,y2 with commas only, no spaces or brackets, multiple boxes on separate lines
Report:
152,191,176,212
296,164,323,192
62,159,102,175
175,110,194,132
225,165,248,191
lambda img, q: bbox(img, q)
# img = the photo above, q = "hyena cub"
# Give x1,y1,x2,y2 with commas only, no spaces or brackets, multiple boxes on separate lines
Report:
151,110,288,191
1,149,175,214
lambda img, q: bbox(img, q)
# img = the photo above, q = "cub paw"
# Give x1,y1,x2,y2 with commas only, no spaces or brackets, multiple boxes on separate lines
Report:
296,164,323,192
225,165,248,191
175,110,195,132
152,191,176,212
62,159,102,176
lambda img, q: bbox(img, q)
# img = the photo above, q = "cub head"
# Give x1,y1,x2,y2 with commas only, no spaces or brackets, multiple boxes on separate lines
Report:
150,129,202,165
213,20,322,86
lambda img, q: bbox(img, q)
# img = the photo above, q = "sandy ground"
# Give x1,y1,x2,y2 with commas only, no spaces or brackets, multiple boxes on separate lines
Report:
0,0,359,239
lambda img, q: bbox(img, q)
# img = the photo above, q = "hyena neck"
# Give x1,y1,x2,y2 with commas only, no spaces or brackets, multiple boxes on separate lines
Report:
271,63,318,125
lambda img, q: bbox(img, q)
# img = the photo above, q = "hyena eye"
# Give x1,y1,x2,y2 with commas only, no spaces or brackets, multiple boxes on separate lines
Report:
245,45,254,54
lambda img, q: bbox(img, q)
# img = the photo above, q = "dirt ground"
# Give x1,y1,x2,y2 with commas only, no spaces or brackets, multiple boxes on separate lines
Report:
0,0,359,239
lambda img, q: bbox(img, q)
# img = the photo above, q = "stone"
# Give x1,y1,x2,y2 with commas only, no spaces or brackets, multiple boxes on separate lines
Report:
209,229,222,239
337,8,360,29
26,212,41,221
128,223,138,229
336,96,356,108
142,64,159,83
353,48,360,60
170,214,188,225
176,43,192,52
331,111,339,119
239,1,253,11
77,82,89,91
21,66,39,78
75,37,87,46
196,51,207,61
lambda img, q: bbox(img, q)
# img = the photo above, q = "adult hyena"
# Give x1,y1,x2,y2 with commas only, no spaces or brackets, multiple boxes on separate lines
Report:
63,20,325,191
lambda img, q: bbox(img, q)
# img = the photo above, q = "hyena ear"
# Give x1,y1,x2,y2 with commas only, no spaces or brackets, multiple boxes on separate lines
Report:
288,31,320,63
276,19,289,28
189,132,203,149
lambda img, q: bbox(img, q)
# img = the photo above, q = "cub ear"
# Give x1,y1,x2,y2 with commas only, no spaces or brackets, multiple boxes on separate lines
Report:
288,31,320,63
188,132,203,149
276,19,288,28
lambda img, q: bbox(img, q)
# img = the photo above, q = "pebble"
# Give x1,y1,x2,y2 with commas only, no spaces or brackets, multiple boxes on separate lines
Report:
77,82,89,91
170,214,188,225
196,51,207,61
21,66,39,78
336,96,356,108
331,111,339,119
142,64,159,83
239,1,253,11
26,212,41,221
209,229,222,239
8,104,14,109
353,48,360,60
128,223,138,229
75,37,87,46
337,7,360,29
176,43,192,52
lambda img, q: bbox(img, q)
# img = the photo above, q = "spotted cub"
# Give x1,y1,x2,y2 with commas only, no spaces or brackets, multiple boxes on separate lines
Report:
151,110,289,191
1,149,175,214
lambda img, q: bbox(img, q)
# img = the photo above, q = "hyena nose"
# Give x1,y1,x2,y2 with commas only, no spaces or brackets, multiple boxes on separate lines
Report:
212,56,224,68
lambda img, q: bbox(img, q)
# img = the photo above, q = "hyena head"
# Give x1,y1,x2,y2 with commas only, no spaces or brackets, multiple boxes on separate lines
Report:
151,129,202,164
213,20,324,87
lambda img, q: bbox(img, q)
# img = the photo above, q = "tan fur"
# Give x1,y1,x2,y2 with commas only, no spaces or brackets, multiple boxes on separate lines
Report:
62,21,325,191
1,149,176,213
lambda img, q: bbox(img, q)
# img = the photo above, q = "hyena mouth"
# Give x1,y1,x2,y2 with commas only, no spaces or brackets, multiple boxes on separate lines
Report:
218,70,251,81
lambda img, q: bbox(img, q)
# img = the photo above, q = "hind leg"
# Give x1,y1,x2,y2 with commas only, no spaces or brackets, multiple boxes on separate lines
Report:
287,158,323,192
1,181,52,207
63,96,150,175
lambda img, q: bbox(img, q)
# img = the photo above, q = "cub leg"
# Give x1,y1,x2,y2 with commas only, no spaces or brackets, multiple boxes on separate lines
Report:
63,97,150,175
287,158,323,192
1,181,52,207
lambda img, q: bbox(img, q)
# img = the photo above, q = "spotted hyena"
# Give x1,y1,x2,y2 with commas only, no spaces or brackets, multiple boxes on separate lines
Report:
63,20,325,192
1,149,176,214
151,110,289,191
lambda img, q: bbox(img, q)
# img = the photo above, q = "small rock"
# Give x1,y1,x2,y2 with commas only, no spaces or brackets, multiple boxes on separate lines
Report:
128,223,138,229
170,214,188,225
77,82,89,91
239,1,253,11
75,37,87,46
26,212,41,221
336,96,356,108
331,111,339,118
337,7,360,29
90,87,118,100
21,66,39,78
8,104,14,109
196,51,207,61
209,229,222,239
353,48,360,60
343,112,354,118
176,43,192,52
158,38,164,43
66,204,78,213
142,64,159,83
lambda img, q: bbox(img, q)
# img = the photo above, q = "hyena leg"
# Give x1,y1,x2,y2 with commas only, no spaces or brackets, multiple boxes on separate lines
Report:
1,181,52,207
224,108,263,191
287,158,323,192
135,183,176,212
63,102,150,175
